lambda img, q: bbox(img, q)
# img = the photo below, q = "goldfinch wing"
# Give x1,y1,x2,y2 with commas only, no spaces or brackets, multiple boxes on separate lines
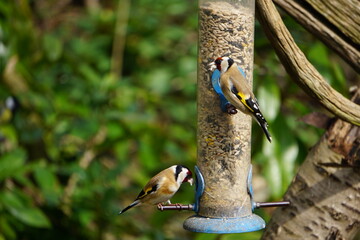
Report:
135,184,158,200
225,65,254,112
135,174,163,200
230,86,255,113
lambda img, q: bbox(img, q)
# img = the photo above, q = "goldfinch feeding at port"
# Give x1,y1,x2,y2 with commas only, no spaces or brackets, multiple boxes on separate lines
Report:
210,57,272,142
119,165,193,214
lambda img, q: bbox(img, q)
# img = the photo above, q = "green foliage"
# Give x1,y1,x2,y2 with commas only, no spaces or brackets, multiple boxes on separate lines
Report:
0,0,351,239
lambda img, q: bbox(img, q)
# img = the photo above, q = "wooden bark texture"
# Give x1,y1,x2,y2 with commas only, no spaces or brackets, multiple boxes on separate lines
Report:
304,0,360,45
255,0,360,126
273,0,360,72
261,91,360,240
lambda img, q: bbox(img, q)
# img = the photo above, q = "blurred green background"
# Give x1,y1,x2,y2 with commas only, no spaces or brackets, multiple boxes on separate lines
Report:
0,0,357,239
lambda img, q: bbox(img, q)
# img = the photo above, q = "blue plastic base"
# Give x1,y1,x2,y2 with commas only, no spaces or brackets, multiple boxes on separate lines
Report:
183,214,265,233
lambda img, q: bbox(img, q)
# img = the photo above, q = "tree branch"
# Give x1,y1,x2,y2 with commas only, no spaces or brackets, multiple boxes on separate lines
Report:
255,0,360,126
110,0,130,79
304,0,360,45
273,0,360,72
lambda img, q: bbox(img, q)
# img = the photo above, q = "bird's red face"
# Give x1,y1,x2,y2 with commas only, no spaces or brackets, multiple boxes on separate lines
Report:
214,57,223,71
183,170,193,186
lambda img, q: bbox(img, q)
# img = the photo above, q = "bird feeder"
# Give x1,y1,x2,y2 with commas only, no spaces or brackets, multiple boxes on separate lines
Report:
181,0,273,233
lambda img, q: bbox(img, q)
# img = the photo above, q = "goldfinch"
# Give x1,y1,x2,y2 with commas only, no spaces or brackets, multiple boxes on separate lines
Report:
119,165,193,214
210,57,272,142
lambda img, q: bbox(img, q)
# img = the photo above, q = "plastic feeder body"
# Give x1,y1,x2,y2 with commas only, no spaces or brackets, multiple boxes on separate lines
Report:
183,0,265,233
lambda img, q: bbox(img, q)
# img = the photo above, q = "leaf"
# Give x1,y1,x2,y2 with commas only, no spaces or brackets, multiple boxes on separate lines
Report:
78,63,101,85
0,191,25,209
331,62,347,93
178,56,197,75
0,149,26,181
114,140,132,164
34,167,61,205
281,142,299,186
0,191,51,228
138,39,161,59
257,83,280,121
307,42,330,67
72,120,100,140
0,217,16,239
43,34,63,61
265,149,283,199
54,94,90,116
164,141,186,162
106,121,125,140
78,210,95,227
9,207,51,228
144,68,171,95
262,136,275,158
138,134,158,171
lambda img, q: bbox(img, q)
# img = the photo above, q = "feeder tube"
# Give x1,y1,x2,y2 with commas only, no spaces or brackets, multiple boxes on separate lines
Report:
197,0,255,218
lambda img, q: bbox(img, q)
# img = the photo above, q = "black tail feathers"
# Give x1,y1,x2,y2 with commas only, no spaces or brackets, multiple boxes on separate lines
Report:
118,200,140,214
254,112,272,142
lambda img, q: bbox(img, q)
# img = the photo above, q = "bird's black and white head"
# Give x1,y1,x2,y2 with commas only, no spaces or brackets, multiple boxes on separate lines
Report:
211,57,234,74
172,165,193,186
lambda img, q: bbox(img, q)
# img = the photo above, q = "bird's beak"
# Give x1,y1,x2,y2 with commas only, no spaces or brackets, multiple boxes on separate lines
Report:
188,178,194,186
208,61,216,71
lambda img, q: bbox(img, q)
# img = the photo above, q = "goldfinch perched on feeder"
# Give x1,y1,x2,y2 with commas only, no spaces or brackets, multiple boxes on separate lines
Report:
119,165,193,214
210,57,272,142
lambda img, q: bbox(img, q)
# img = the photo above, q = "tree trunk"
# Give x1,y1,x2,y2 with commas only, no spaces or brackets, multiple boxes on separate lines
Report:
261,90,360,239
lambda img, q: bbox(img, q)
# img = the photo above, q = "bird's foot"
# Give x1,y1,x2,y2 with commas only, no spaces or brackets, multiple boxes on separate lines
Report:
226,104,237,114
157,203,164,211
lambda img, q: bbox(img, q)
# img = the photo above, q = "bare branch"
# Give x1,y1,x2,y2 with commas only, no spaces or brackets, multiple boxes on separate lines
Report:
273,0,360,72
304,0,360,45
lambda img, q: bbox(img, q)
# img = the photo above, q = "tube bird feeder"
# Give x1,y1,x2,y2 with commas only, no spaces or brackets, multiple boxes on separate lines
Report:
183,0,266,233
